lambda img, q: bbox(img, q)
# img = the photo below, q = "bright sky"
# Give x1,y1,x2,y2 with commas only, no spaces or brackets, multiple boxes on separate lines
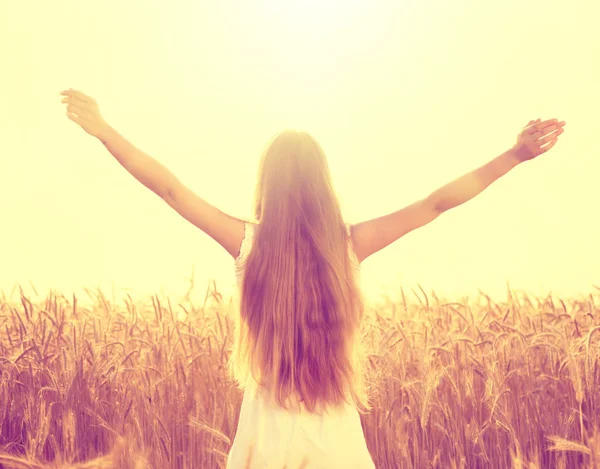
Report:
2,0,598,310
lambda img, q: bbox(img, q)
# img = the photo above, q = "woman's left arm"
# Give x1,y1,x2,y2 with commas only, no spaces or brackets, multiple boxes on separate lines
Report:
60,88,245,259
98,125,179,199
61,88,177,198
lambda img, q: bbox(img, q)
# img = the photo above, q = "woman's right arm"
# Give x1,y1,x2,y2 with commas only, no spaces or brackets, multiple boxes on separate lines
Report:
349,198,439,264
351,117,566,263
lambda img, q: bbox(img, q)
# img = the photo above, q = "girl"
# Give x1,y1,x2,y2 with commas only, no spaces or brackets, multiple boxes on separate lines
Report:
60,88,565,468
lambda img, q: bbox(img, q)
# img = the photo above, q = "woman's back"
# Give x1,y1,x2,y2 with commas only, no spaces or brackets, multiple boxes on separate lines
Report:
227,222,375,469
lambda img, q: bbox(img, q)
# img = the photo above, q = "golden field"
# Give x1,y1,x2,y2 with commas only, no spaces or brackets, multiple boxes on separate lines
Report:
0,281,599,469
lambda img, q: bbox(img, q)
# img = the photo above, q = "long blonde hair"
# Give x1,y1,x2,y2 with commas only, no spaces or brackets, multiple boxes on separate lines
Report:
228,130,371,414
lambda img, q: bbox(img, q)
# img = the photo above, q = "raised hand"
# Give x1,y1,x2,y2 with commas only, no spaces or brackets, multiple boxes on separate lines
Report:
60,88,111,141
513,118,566,162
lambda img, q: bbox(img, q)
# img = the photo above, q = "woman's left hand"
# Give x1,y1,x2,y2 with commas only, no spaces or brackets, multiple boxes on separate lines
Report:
60,88,112,141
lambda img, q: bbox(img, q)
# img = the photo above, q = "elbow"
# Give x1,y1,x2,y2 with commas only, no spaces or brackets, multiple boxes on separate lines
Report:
163,177,182,201
426,196,445,215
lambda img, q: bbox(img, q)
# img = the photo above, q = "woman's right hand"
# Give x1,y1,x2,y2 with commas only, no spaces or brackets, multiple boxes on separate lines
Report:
512,117,566,163
60,88,112,141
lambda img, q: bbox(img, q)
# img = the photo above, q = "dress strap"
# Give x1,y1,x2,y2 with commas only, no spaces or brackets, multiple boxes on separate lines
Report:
345,223,360,267
235,222,254,268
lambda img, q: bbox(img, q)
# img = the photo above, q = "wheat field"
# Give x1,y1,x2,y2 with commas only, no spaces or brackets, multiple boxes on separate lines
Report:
0,281,599,469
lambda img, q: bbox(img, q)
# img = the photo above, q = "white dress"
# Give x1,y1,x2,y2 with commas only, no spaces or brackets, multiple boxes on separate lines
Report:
227,222,376,469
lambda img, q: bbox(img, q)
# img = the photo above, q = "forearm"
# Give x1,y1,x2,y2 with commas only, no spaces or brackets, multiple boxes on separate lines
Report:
429,148,521,213
98,126,178,198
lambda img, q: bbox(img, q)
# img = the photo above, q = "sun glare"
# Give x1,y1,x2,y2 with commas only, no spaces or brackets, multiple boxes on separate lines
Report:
262,0,363,27
258,0,369,44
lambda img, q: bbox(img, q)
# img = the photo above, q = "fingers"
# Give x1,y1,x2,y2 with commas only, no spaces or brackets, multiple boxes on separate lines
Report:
524,118,540,130
62,97,88,114
61,97,80,108
539,138,557,153
540,121,565,135
60,88,92,103
528,118,558,135
61,96,87,108
65,102,90,119
66,111,80,123
534,121,566,143
60,89,95,118
539,119,566,131
533,120,565,158
538,126,564,145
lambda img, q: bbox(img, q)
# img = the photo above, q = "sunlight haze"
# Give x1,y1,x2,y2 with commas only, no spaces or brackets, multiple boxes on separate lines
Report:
2,0,598,309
